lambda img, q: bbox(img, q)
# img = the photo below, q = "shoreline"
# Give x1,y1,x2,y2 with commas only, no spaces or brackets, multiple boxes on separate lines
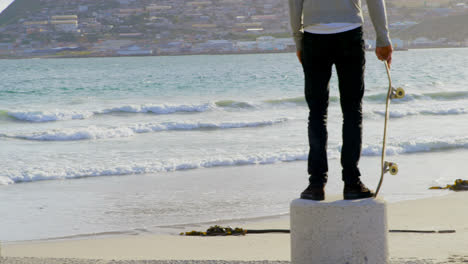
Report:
0,46,467,60
2,213,290,245
2,192,468,263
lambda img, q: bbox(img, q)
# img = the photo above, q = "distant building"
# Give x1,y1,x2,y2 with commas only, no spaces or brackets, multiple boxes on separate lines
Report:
146,5,172,11
275,38,295,49
93,39,135,52
256,36,293,51
413,37,430,45
0,43,14,55
195,39,234,52
186,1,212,7
157,41,185,54
118,8,144,17
117,45,153,56
191,24,217,28
246,28,264,33
51,15,78,20
235,22,262,27
24,21,48,26
256,36,275,50
50,15,79,33
51,20,78,32
119,33,144,38
118,0,136,4
78,6,88,13
235,41,257,51
251,15,278,21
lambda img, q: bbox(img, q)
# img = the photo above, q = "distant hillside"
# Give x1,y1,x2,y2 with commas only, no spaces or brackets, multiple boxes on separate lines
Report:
0,0,41,26
394,12,468,41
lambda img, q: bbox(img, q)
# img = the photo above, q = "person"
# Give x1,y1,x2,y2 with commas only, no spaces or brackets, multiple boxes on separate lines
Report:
288,0,393,200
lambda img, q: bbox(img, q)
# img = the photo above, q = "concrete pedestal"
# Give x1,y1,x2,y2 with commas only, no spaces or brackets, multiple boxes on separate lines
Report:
290,196,388,264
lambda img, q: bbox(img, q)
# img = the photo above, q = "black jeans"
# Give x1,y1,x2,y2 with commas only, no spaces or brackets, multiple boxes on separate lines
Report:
301,27,365,187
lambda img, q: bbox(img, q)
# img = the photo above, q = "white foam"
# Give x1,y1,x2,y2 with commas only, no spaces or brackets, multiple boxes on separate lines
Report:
361,136,468,156
373,107,467,118
12,126,135,141
3,150,309,184
8,110,94,122
2,135,468,185
5,119,289,141
99,103,215,114
6,103,216,122
420,108,468,115
0,176,14,185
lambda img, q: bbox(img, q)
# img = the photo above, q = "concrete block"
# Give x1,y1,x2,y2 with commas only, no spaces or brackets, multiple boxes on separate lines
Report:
290,196,388,264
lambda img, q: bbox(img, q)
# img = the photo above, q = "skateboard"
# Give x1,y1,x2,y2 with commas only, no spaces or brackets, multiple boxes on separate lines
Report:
374,61,405,198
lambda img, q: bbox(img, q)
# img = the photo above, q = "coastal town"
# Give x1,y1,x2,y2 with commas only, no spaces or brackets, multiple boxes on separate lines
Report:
0,0,467,58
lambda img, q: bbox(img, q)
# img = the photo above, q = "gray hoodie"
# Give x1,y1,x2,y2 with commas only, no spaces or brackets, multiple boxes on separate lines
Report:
288,0,392,51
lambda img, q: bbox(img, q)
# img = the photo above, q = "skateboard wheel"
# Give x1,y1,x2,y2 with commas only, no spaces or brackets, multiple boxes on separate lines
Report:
394,88,405,99
389,163,398,175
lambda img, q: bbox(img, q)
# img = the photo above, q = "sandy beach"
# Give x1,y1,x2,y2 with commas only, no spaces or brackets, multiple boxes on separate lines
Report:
2,191,468,264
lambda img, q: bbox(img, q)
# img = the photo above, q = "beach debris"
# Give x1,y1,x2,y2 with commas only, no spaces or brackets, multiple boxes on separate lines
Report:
179,225,457,236
180,225,247,236
389,229,456,234
429,179,468,191
179,225,290,236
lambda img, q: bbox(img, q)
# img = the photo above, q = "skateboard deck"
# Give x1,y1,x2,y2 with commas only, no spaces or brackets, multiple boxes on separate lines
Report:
374,61,405,198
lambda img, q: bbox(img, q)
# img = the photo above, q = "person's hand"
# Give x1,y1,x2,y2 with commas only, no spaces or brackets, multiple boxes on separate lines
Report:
375,45,393,67
296,50,302,64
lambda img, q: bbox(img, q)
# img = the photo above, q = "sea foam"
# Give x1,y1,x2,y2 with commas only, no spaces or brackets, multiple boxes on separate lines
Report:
7,110,94,122
99,103,215,114
6,103,216,122
373,107,467,118
6,90,468,123
2,150,309,184
4,118,289,141
2,136,468,185
361,136,468,156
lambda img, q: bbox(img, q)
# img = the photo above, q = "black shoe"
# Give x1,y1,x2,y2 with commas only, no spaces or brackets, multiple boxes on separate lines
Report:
343,180,374,200
300,184,325,201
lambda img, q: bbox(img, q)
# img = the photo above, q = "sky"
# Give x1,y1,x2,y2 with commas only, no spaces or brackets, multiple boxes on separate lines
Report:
0,0,14,14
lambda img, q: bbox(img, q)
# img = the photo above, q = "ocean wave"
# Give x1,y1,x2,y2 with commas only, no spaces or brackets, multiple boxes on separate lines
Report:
373,107,467,118
3,98,307,123
215,100,255,108
265,91,468,105
366,90,468,103
1,151,309,185
5,90,467,123
0,176,14,185
2,118,288,141
6,103,215,122
7,110,94,122
99,103,215,114
360,136,468,156
214,97,308,108
0,110,9,119
2,136,468,185
216,90,468,110
263,96,308,105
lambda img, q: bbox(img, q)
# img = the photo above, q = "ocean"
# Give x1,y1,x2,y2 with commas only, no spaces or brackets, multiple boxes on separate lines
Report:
1,48,467,241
